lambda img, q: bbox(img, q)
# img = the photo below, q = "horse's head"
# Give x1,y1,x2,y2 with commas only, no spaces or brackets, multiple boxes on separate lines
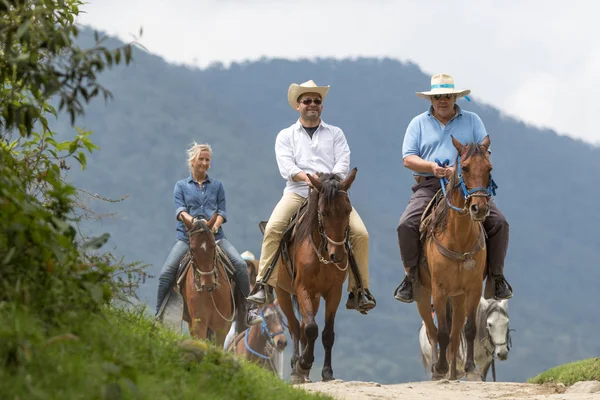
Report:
481,298,511,361
260,300,287,352
451,135,494,221
188,217,218,291
307,168,357,264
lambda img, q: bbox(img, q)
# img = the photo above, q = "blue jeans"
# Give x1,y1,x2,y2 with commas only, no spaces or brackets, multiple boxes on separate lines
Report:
155,238,252,315
218,238,251,298
155,240,189,315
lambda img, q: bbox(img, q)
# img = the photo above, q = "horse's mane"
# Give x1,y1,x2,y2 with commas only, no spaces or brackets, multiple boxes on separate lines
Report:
295,173,343,244
430,143,487,234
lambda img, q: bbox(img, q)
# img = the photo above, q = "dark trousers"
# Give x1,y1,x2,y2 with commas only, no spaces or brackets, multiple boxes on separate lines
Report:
396,177,509,275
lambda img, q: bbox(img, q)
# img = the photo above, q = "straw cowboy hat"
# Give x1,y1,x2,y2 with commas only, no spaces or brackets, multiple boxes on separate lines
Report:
287,80,330,109
240,250,255,261
416,73,471,100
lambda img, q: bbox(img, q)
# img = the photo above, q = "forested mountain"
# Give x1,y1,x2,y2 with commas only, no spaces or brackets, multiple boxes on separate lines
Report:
54,28,600,384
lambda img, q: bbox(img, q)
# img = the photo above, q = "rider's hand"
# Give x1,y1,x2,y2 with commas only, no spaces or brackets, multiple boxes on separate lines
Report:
431,162,448,178
445,166,454,179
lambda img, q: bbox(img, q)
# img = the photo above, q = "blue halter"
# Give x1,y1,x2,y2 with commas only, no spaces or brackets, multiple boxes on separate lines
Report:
243,307,285,360
435,156,498,213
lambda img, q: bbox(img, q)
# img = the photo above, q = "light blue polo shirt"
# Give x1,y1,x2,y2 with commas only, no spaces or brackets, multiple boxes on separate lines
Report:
402,105,488,176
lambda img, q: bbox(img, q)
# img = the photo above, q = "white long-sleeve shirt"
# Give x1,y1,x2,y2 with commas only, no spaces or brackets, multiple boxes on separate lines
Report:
275,119,351,198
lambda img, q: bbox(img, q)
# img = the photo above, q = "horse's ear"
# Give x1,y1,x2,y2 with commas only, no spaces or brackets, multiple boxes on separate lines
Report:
451,135,466,155
307,173,322,191
340,167,358,191
480,296,489,309
498,299,508,311
480,135,491,153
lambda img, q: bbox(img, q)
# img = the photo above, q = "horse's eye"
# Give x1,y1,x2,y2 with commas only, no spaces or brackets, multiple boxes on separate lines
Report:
462,166,470,173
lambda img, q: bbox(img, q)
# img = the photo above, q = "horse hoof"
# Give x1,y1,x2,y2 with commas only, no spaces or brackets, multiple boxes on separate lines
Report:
466,372,482,381
295,360,311,377
432,373,446,381
290,372,305,385
432,366,448,381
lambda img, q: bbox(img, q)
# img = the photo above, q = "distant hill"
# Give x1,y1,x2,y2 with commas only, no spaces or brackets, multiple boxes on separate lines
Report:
53,27,600,384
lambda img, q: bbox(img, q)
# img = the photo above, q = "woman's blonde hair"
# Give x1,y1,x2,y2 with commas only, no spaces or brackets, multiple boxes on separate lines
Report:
187,142,212,171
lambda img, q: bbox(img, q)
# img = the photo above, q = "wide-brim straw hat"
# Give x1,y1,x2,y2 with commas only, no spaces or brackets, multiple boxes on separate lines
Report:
416,73,471,100
287,80,330,109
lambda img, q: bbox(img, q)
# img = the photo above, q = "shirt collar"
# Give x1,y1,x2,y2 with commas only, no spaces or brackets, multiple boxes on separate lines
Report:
187,174,211,184
294,119,325,130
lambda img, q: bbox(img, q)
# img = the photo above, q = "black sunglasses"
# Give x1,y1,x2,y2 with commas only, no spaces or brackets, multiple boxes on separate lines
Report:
300,98,322,105
433,94,453,100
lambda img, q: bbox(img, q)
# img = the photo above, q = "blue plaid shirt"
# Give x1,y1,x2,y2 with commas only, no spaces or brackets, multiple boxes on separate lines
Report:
174,174,227,242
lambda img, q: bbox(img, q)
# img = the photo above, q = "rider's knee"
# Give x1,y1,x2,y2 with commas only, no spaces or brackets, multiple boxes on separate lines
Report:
264,220,287,238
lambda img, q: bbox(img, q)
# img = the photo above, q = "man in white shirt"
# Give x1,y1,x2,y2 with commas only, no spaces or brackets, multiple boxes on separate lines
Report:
247,80,376,313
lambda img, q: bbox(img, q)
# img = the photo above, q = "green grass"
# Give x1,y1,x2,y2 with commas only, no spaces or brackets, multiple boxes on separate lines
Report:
0,304,331,400
528,357,600,386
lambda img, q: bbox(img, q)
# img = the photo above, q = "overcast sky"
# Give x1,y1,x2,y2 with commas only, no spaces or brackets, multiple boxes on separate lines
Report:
77,0,600,145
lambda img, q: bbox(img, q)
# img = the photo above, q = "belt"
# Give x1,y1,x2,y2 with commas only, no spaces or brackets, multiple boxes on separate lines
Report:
414,175,436,184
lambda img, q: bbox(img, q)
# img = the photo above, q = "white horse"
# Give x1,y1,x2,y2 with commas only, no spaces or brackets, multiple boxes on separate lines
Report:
419,297,511,381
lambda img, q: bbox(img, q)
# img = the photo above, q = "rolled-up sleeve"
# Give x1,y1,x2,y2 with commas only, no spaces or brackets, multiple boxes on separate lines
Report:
275,130,302,181
332,128,350,178
216,181,227,223
402,118,421,159
174,182,187,220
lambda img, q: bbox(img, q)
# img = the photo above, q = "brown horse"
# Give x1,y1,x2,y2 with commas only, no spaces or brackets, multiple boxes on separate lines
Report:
227,299,287,373
415,136,493,381
179,215,236,345
275,168,358,384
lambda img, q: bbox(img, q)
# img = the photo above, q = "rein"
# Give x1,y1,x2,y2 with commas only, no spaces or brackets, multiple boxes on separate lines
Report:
242,305,285,371
434,157,498,214
188,219,236,322
308,188,350,272
429,154,497,268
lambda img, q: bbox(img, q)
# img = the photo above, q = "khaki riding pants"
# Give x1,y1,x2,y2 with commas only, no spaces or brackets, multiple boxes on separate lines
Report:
256,192,370,292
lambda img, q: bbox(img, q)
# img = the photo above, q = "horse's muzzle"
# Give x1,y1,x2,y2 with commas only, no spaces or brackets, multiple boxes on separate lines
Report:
495,346,509,360
275,336,288,351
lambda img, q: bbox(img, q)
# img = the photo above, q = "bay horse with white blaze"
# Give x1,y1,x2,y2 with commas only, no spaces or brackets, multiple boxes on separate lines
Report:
178,214,239,345
276,168,358,384
415,136,495,381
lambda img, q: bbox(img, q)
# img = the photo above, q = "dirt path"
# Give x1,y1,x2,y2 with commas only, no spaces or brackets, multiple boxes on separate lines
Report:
301,379,600,399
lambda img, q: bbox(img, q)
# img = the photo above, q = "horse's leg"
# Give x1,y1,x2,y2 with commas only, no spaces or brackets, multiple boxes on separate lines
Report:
321,287,341,382
432,288,449,379
480,360,491,382
296,286,318,380
190,316,208,340
464,290,482,381
415,286,438,372
275,288,303,384
448,295,466,381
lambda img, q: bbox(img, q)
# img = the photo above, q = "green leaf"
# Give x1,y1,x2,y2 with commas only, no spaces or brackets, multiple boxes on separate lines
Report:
16,20,31,39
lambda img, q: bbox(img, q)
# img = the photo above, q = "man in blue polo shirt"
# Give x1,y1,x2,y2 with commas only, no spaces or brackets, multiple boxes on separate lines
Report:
394,73,513,303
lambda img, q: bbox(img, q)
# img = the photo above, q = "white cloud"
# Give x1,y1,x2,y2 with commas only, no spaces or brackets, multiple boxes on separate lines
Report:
77,0,600,145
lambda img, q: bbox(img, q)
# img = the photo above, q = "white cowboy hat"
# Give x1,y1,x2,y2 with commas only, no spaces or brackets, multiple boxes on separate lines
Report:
416,73,471,100
287,80,330,109
240,250,255,261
